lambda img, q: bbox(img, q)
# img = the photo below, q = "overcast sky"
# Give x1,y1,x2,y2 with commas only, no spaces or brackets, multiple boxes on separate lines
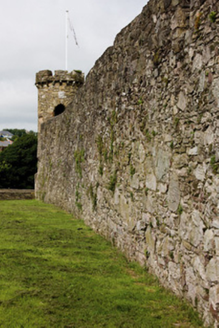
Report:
0,0,147,132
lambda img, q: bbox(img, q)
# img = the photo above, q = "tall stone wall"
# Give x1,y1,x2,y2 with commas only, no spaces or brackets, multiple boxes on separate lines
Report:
36,0,219,326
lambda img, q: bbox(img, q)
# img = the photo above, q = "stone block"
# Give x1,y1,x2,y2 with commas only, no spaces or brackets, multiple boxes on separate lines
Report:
206,258,219,283
130,173,139,189
167,173,180,212
138,143,146,163
177,91,187,110
145,227,155,253
136,220,147,232
194,164,206,181
209,285,219,319
187,146,198,156
203,230,214,252
146,172,157,191
215,238,219,256
192,256,206,281
180,210,204,247
155,149,171,182
192,54,203,71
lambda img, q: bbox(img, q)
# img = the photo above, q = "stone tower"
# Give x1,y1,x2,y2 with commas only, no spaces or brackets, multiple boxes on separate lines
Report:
35,70,84,132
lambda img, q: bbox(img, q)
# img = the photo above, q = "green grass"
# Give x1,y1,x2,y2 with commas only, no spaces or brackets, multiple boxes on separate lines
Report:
0,200,204,328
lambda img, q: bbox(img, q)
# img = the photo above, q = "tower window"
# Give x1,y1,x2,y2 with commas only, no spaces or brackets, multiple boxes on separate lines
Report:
54,104,65,116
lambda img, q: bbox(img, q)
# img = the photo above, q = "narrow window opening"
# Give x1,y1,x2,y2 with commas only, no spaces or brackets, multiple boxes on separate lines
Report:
54,104,65,116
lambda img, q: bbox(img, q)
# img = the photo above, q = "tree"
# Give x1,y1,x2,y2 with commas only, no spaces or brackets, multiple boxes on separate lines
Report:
0,133,37,189
3,128,27,138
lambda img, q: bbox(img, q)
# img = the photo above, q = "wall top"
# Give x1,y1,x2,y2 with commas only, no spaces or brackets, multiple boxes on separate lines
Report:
35,70,84,86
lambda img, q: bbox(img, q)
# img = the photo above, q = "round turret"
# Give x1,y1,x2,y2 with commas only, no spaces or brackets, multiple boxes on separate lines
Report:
36,70,84,132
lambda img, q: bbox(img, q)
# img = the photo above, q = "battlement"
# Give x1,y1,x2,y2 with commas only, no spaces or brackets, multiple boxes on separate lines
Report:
35,70,84,87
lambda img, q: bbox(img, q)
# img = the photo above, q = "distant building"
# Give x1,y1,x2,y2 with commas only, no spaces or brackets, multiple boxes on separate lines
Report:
0,140,13,152
0,131,13,151
0,131,13,139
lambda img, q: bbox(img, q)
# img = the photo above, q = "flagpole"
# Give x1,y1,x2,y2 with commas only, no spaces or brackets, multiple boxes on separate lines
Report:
65,10,69,71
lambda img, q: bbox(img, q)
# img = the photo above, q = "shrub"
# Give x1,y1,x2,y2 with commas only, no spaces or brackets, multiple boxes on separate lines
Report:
209,11,217,23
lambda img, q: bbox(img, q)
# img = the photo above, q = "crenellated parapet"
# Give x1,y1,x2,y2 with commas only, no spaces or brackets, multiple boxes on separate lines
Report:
35,70,84,87
36,70,84,132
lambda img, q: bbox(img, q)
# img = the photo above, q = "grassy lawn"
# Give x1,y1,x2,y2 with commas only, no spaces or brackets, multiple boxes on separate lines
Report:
0,200,204,328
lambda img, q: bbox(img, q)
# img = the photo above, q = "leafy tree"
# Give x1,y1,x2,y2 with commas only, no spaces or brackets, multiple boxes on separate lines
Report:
3,128,27,138
0,133,37,189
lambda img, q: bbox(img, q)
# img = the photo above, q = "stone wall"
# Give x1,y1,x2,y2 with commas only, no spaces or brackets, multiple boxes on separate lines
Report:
0,190,35,200
36,0,219,326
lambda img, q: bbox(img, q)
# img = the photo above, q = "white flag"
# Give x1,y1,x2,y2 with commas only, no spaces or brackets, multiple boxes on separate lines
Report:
68,16,79,47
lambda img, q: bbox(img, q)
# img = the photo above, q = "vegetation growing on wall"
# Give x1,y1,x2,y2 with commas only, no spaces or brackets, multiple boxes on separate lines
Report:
209,11,217,23
130,164,136,177
74,149,85,178
96,135,104,176
210,155,219,174
194,12,202,30
87,184,98,211
109,110,117,163
75,184,82,210
107,170,117,192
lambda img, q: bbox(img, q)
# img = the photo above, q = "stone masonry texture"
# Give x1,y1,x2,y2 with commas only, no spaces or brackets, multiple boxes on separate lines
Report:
36,0,219,326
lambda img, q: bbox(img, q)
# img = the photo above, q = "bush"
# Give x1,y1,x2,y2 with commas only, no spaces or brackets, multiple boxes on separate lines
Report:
0,133,37,189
